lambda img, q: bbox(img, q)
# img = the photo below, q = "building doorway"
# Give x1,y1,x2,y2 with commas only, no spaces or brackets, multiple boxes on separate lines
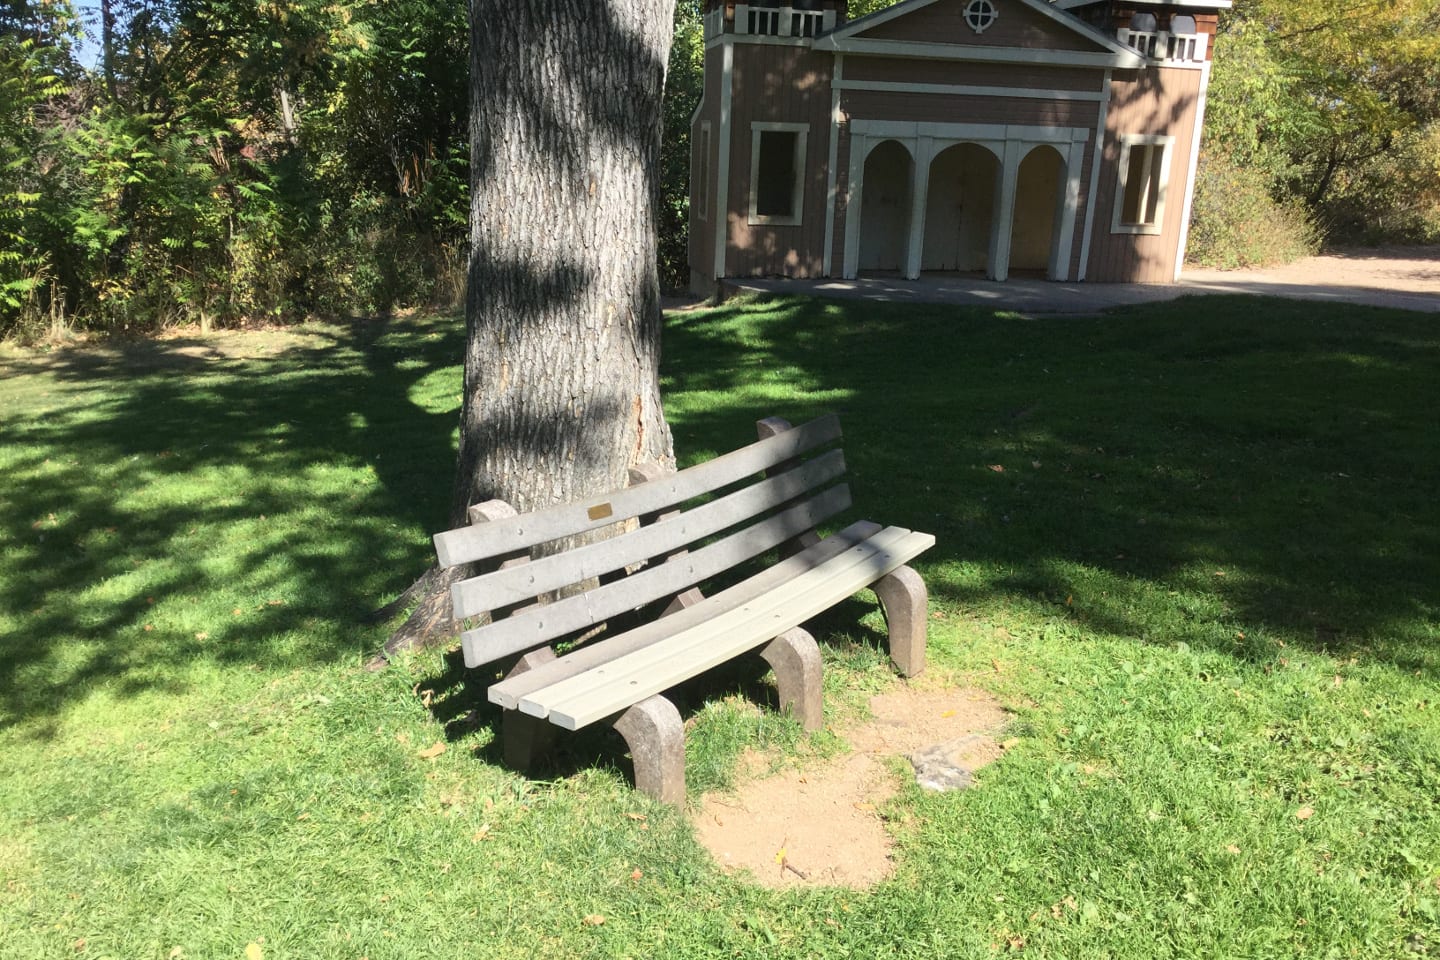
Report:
922,143,998,274
857,139,913,273
1010,145,1066,277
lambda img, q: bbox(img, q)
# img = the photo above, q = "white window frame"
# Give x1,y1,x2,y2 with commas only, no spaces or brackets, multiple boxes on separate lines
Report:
695,121,712,222
747,121,808,226
1111,133,1175,236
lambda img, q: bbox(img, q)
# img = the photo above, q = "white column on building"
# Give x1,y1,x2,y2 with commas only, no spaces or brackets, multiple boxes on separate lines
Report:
842,135,866,279
1052,134,1088,280
989,138,1024,282
904,135,934,280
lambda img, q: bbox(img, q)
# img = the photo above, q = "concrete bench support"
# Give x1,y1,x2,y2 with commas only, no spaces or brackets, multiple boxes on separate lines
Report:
874,565,928,677
761,627,823,731
614,695,686,806
502,647,559,770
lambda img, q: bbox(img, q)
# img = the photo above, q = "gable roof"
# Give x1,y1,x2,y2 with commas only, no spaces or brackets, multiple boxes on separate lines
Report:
815,0,1145,69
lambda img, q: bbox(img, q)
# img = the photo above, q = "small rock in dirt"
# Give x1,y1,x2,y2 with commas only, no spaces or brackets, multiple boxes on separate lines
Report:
910,735,991,792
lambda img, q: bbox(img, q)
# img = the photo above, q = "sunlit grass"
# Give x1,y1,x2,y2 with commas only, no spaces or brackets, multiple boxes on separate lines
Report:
1,296,1437,958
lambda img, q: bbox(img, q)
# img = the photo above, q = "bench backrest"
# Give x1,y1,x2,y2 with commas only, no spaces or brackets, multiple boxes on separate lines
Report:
433,414,849,668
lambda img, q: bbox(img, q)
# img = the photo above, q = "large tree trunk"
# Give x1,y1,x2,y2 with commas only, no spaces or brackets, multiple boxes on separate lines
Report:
377,0,677,662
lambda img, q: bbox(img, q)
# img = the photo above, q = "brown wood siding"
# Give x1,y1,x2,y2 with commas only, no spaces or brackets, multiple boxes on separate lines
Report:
1085,65,1202,282
844,57,1100,91
856,0,1106,52
724,43,835,278
841,89,1099,129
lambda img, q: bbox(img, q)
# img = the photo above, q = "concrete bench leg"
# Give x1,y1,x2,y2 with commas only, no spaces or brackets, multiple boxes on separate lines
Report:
761,627,823,731
873,564,927,677
614,695,686,807
502,648,558,771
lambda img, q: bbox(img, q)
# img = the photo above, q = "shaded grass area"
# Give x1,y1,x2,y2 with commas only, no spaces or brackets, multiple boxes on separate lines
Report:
1,295,1437,958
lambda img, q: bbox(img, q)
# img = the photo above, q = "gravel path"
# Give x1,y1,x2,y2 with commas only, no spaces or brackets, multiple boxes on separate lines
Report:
1181,245,1440,313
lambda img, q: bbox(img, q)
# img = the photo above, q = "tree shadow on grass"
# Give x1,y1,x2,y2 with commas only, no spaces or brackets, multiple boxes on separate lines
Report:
660,293,1440,677
0,314,466,731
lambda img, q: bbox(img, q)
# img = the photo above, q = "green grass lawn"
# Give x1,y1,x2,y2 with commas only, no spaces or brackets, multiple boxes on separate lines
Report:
1,295,1437,959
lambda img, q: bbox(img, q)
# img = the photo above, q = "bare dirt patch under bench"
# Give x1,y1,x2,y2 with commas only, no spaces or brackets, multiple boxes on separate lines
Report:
694,686,1009,889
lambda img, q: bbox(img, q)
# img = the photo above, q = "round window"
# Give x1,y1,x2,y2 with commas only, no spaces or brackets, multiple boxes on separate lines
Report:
964,0,998,34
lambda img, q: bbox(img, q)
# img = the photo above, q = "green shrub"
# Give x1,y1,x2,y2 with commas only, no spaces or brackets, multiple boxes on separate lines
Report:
1187,151,1320,269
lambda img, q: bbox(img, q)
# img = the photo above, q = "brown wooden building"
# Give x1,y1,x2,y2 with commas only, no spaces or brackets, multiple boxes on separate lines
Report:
688,0,1228,290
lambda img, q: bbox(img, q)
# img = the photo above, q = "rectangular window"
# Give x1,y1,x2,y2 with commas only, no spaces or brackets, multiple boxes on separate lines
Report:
748,122,808,226
1111,134,1174,235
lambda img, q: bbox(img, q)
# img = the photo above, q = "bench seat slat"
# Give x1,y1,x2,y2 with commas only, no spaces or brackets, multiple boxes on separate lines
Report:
434,414,842,568
517,524,916,723
516,526,936,731
487,520,885,710
460,483,853,668
450,449,847,618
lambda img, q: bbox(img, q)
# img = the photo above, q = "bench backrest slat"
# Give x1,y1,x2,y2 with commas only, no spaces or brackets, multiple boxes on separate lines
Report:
451,448,846,618
434,413,842,568
460,482,852,667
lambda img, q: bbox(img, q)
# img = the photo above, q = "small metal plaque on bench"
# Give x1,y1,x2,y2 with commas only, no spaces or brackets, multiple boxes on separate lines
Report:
587,502,614,521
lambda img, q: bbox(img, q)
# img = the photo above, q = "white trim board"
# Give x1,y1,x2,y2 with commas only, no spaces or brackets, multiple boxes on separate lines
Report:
1173,58,1212,281
1056,0,1231,9
822,54,844,277
712,42,734,280
1077,68,1112,281
836,78,1106,102
850,118,1088,145
815,37,1141,69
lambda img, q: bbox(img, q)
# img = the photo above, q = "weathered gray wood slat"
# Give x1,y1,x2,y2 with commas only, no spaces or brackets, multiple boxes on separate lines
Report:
526,527,937,730
518,526,914,717
434,413,842,568
460,483,853,667
450,448,847,619
487,520,885,710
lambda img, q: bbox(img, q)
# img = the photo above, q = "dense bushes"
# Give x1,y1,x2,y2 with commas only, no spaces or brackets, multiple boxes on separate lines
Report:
1186,153,1319,269
1,0,470,341
1190,2,1440,267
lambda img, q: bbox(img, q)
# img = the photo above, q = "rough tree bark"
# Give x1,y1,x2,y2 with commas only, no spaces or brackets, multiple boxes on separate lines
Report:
376,0,677,662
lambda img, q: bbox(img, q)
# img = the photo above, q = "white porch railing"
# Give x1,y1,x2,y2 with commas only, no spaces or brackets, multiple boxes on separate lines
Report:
1116,28,1208,64
733,6,833,39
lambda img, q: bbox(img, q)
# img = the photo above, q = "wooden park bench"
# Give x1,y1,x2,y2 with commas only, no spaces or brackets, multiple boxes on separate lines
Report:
431,414,935,806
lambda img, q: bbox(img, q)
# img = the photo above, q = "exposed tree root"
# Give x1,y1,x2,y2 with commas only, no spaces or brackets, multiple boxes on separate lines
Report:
366,564,472,670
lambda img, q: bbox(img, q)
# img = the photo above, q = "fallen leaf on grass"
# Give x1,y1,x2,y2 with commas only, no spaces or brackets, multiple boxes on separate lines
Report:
194,632,209,641
417,741,446,759
71,938,85,952
245,944,263,960
629,869,643,881
582,914,606,927
624,812,647,822
1296,806,1315,821
1226,844,1241,855
987,464,1005,473
471,824,491,842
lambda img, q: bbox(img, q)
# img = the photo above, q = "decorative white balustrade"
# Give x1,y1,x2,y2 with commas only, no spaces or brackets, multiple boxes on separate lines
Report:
1116,27,1208,64
732,5,835,39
